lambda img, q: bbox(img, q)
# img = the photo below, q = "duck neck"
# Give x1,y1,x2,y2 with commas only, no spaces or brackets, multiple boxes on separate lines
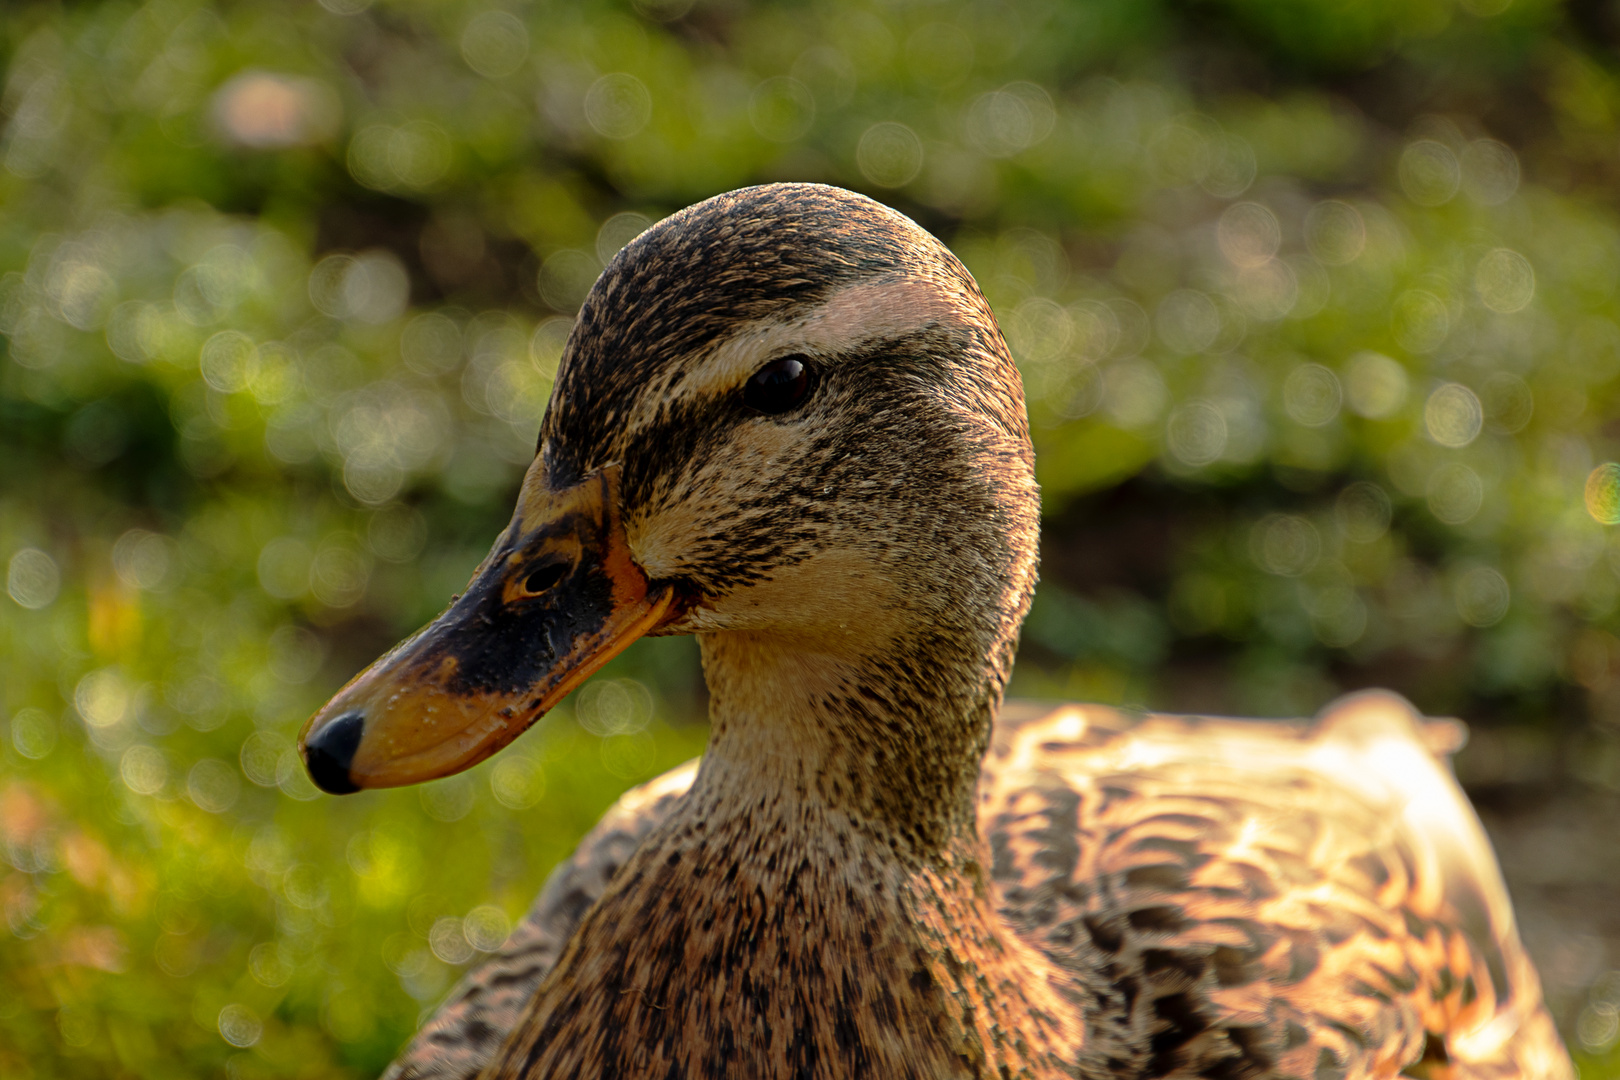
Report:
672,629,1081,1074
694,628,1000,853
496,630,1081,1079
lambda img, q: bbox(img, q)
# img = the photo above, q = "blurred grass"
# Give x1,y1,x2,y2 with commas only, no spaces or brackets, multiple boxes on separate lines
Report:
5,0,1620,1075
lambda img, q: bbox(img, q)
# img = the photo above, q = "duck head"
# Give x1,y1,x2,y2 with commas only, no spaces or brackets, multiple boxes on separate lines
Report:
300,183,1039,821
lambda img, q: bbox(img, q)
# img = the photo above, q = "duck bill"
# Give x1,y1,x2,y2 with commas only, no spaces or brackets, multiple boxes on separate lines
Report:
298,461,672,794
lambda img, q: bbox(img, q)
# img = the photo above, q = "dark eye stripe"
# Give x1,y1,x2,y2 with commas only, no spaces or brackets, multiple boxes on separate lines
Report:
743,355,814,415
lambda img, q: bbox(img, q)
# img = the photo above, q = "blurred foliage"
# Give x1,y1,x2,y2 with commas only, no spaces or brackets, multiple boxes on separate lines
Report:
5,0,1620,1075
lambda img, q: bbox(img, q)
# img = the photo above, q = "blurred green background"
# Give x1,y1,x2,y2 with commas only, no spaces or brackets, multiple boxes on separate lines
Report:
5,0,1620,1074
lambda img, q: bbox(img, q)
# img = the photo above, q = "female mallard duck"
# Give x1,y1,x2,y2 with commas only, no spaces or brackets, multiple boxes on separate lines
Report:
299,184,1571,1080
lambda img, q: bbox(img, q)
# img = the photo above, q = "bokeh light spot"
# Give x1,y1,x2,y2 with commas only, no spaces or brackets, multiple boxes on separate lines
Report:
1475,248,1535,313
1304,201,1366,265
1460,139,1519,205
577,678,654,736
490,755,546,809
530,316,574,378
596,212,654,266
310,538,371,607
10,707,57,760
1310,586,1367,648
1454,564,1511,627
1009,297,1073,363
1166,402,1228,466
1102,360,1168,430
241,731,290,788
188,758,241,814
1217,203,1281,269
1155,290,1219,354
585,74,652,139
602,730,658,778
1047,362,1104,420
856,122,923,187
200,330,257,393
7,548,60,609
120,744,168,796
1344,351,1409,419
1393,290,1450,354
1399,139,1460,206
1427,462,1484,525
463,905,511,952
1578,1002,1620,1054
308,255,355,317
1202,134,1256,198
3,303,65,368
401,312,463,376
217,1003,262,1048
1425,383,1483,448
105,301,160,363
460,12,530,79
310,251,409,324
348,121,452,192
276,748,321,801
538,250,602,313
1337,481,1393,543
1586,463,1620,525
249,942,293,988
212,71,339,148
421,774,476,822
57,1007,97,1049
1284,363,1342,427
1148,120,1213,187
966,83,1054,158
76,669,130,729
1252,514,1321,577
1230,259,1298,321
368,505,428,564
429,915,474,964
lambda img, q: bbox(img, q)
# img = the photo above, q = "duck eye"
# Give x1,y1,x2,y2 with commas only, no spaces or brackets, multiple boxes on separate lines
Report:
522,563,568,596
743,355,814,415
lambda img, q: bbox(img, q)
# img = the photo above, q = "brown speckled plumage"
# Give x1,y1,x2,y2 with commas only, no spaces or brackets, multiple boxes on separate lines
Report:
373,185,1569,1080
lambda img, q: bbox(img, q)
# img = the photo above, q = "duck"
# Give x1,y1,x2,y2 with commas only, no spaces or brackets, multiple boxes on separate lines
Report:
297,183,1573,1080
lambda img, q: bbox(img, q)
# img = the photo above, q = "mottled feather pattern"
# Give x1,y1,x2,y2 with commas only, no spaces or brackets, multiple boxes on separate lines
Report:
388,696,1567,1080
384,763,698,1080
984,695,1570,1080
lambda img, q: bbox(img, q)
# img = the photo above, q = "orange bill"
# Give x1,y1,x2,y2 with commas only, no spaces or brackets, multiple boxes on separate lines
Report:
297,461,674,794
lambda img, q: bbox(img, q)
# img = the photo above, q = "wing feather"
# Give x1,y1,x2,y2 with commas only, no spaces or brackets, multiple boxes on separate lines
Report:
985,691,1570,1080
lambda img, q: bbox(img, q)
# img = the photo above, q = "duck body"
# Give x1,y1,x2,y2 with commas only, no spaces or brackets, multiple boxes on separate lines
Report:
388,695,1567,1080
296,184,1571,1080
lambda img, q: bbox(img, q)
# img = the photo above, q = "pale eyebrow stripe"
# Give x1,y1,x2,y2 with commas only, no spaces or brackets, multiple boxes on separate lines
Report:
642,275,979,410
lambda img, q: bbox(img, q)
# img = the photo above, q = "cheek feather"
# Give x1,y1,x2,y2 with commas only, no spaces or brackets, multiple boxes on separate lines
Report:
699,548,908,644
628,420,809,582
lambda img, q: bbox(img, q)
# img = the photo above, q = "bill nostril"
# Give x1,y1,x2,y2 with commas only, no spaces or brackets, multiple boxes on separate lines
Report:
303,711,365,795
523,562,569,595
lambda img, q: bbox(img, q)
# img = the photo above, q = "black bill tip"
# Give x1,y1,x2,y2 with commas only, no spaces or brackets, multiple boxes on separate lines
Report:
303,710,365,795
